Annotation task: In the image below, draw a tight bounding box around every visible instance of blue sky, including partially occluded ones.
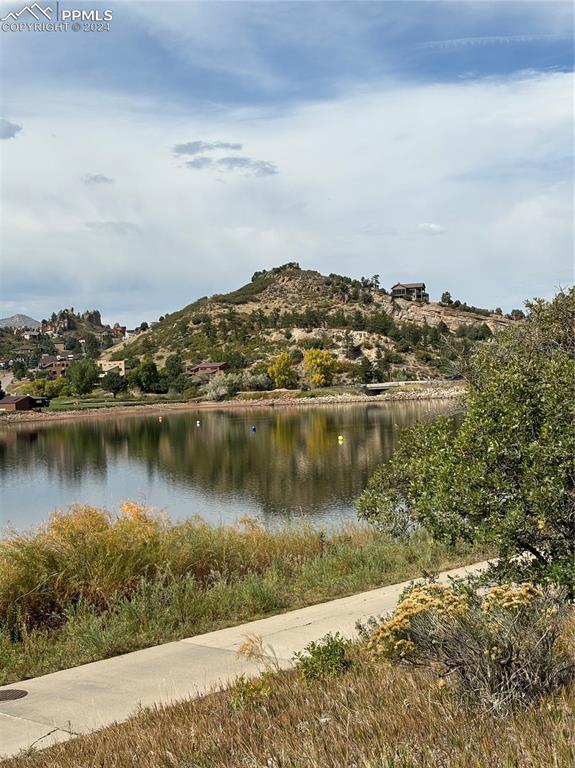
[0,1,573,324]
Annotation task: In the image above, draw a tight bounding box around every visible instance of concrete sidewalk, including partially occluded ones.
[0,560,487,760]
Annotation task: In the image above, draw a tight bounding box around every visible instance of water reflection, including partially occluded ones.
[0,402,457,530]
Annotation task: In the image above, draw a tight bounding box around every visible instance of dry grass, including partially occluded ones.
[4,654,573,768]
[0,505,483,683]
[0,504,332,629]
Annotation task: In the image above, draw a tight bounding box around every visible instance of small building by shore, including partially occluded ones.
[0,395,49,411]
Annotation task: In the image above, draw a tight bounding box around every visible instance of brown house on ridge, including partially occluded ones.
[187,361,228,378]
[391,282,430,302]
[0,395,48,411]
[39,358,72,378]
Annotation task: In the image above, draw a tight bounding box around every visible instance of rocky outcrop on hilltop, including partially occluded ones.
[385,297,510,334]
[110,263,517,381]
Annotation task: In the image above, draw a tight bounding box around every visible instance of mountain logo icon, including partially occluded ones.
[1,4,53,22]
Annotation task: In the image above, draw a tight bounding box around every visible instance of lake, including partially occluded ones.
[0,401,455,532]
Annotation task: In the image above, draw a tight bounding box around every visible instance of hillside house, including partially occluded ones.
[391,282,430,302]
[111,323,126,339]
[38,355,77,378]
[187,361,228,379]
[98,360,130,377]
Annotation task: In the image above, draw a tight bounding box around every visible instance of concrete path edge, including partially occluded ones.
[0,560,488,760]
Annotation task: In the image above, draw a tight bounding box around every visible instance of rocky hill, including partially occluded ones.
[108,264,512,382]
[0,314,40,329]
[41,308,107,338]
[1,308,116,368]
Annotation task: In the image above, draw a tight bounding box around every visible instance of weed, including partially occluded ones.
[228,673,273,709]
[293,632,352,682]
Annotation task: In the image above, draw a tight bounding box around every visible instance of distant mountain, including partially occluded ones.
[0,314,40,329]
[107,263,511,382]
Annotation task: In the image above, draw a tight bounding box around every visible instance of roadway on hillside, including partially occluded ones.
[0,560,487,760]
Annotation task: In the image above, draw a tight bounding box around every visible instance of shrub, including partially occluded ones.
[368,581,574,713]
[298,336,327,350]
[202,371,272,401]
[202,376,230,401]
[294,632,352,682]
[228,674,272,709]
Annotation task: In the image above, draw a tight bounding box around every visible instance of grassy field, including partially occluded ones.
[4,646,573,768]
[45,393,192,411]
[0,505,483,684]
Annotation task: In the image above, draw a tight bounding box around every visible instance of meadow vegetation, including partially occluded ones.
[0,504,481,683]
[4,621,573,768]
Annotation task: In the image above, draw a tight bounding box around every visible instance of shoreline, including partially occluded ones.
[0,384,465,427]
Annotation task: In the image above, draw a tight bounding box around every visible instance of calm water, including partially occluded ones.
[0,402,455,531]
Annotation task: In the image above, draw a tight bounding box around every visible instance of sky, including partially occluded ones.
[0,0,573,326]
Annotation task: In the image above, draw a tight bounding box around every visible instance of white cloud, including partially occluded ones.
[417,223,447,235]
[1,71,572,323]
[421,34,571,51]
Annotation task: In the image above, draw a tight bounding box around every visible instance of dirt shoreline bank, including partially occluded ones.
[0,384,465,427]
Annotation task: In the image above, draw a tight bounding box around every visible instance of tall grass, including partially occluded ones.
[1,503,329,628]
[0,504,483,683]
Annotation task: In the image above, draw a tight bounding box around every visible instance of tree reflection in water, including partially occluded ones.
[0,402,459,530]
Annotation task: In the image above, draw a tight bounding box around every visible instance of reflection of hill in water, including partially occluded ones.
[0,403,458,517]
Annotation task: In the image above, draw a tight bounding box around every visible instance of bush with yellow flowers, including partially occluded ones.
[368,582,468,662]
[367,580,574,712]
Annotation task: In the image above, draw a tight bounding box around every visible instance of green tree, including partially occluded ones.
[359,355,375,384]
[267,352,297,389]
[101,370,128,398]
[129,358,164,393]
[139,359,161,392]
[11,360,27,380]
[64,336,82,353]
[83,333,100,359]
[30,376,69,398]
[357,289,575,587]
[303,348,336,388]
[141,337,153,354]
[66,359,99,396]
[163,354,184,383]
[45,377,69,398]
[441,291,453,305]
